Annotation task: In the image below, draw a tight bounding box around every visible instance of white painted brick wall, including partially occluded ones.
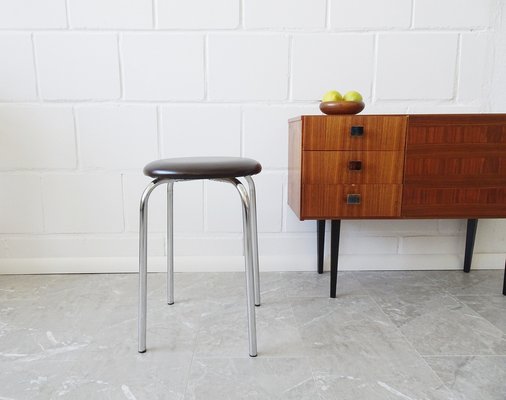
[0,176,44,234]
[252,173,284,233]
[35,33,120,100]
[156,0,239,29]
[330,0,412,30]
[376,33,459,100]
[205,180,242,232]
[491,4,506,112]
[68,0,153,29]
[161,105,241,157]
[458,33,493,102]
[42,174,124,233]
[76,105,158,170]
[474,219,506,253]
[413,0,493,29]
[0,235,165,258]
[121,34,205,101]
[291,34,374,101]
[0,0,505,273]
[0,34,37,101]
[0,0,67,29]
[340,235,399,255]
[208,34,289,101]
[399,236,464,255]
[0,105,76,170]
[244,0,326,29]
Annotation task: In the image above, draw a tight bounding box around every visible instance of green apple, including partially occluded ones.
[343,90,363,102]
[322,90,343,102]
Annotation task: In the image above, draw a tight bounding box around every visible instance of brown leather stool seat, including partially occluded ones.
[144,156,262,180]
[138,156,262,358]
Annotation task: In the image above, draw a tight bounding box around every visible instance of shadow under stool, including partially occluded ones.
[138,157,262,357]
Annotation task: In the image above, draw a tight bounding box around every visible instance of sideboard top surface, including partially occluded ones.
[288,113,506,124]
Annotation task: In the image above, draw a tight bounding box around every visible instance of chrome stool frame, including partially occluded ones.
[138,175,260,357]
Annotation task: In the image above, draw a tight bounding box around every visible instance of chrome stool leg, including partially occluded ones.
[138,179,166,353]
[167,181,174,305]
[140,175,259,356]
[226,178,258,357]
[245,176,260,306]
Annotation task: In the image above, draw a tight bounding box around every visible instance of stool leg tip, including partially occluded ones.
[168,302,174,305]
[138,349,146,354]
[249,353,257,358]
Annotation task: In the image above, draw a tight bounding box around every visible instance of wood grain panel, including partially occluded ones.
[409,114,506,127]
[402,186,506,218]
[288,119,303,219]
[405,153,506,186]
[302,115,407,151]
[408,124,506,146]
[303,151,404,184]
[302,184,401,219]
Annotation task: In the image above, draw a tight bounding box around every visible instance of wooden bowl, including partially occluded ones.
[319,101,365,115]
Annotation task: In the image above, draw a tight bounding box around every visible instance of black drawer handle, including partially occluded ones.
[348,160,362,171]
[346,194,361,205]
[350,126,364,137]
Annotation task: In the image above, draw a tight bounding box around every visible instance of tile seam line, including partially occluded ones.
[422,354,506,357]
[181,310,201,399]
[366,292,455,394]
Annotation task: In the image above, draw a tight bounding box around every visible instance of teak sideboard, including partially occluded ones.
[288,114,506,297]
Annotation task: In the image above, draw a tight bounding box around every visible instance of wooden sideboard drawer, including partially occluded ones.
[402,186,506,218]
[302,151,404,184]
[302,184,401,219]
[408,125,506,146]
[301,115,407,151]
[408,114,506,145]
[405,152,506,186]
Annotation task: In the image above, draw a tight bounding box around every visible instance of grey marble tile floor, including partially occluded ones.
[1,270,505,399]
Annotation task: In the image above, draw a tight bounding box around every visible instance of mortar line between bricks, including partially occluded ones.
[287,35,293,101]
[151,0,157,29]
[39,174,46,234]
[325,0,331,30]
[120,174,127,233]
[30,33,41,100]
[117,33,124,100]
[239,107,245,158]
[156,105,162,159]
[64,0,71,29]
[0,99,477,106]
[239,0,245,29]
[371,33,379,102]
[203,35,209,100]
[71,106,82,171]
[452,33,463,102]
[409,0,415,29]
[4,28,493,34]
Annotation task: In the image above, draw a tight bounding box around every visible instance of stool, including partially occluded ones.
[138,157,262,357]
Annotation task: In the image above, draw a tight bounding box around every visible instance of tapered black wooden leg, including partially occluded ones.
[463,219,478,273]
[317,220,325,274]
[503,259,506,296]
[330,220,341,298]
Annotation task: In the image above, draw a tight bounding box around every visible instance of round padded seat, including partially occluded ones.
[143,157,262,180]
